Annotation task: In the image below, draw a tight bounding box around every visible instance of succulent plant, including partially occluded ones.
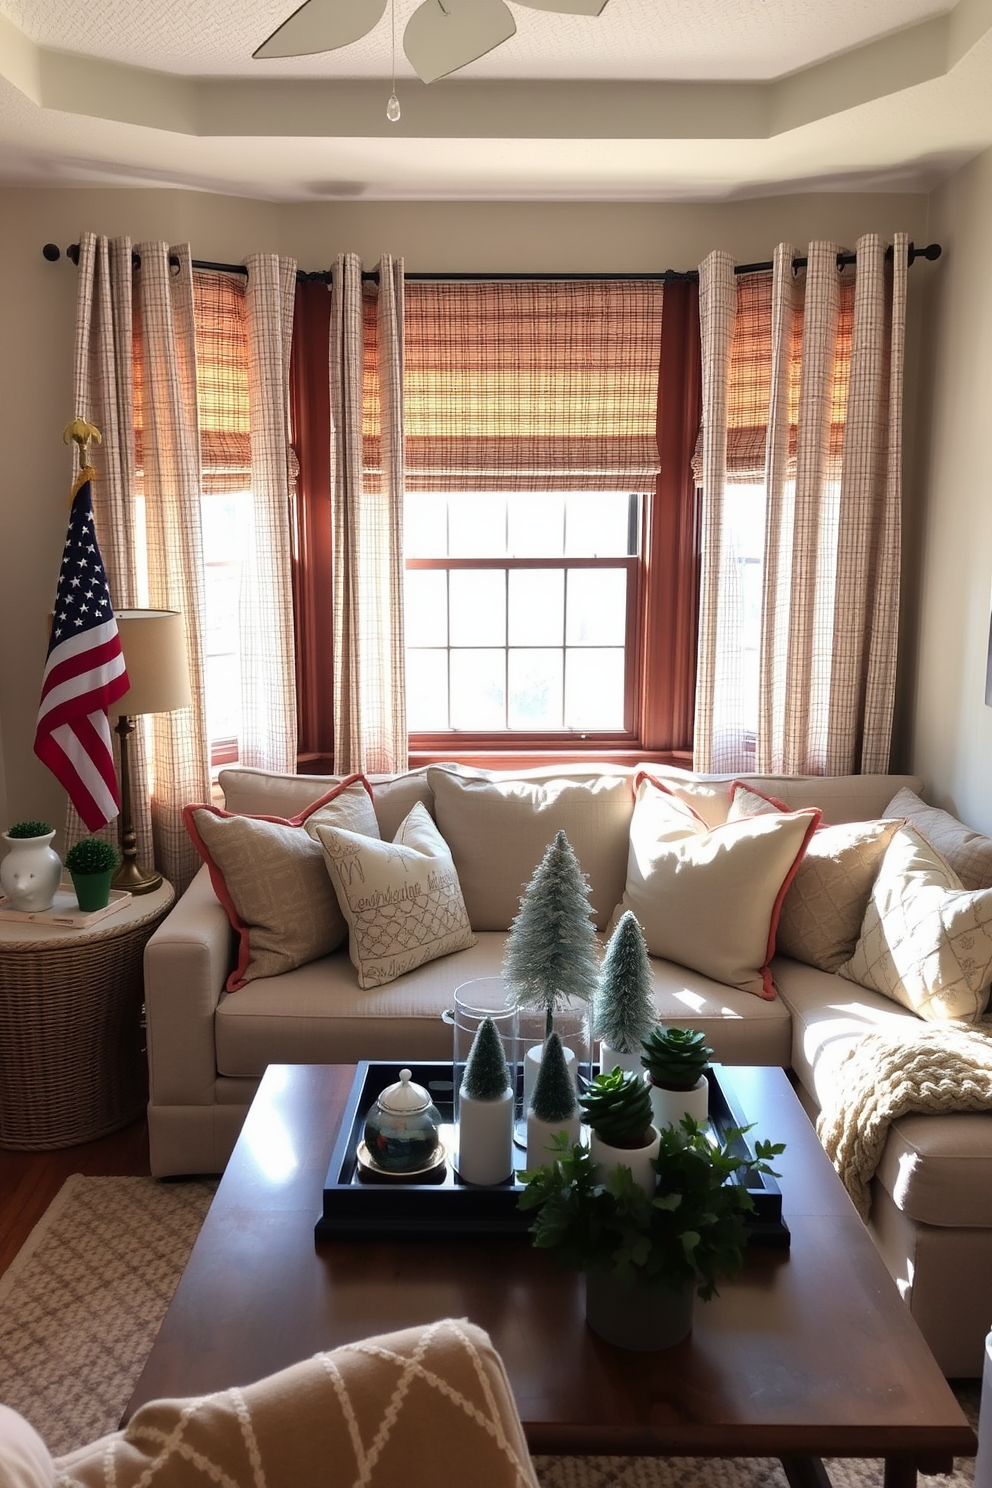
[579,1066,654,1148]
[641,1026,713,1092]
[6,820,53,839]
[461,1016,512,1101]
[65,837,120,874]
[531,1032,577,1125]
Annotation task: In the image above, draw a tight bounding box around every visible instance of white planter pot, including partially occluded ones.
[1,831,62,913]
[598,1042,645,1078]
[646,1073,709,1131]
[526,1110,582,1169]
[455,1087,514,1186]
[588,1125,660,1195]
[585,1269,694,1351]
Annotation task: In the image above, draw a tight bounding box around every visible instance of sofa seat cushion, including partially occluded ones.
[872,1112,992,1228]
[647,956,793,1067]
[428,765,632,931]
[773,955,925,1110]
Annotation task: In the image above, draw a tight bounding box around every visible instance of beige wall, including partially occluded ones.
[908,145,992,833]
[0,186,931,834]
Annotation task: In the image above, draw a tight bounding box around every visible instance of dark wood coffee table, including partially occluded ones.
[126,1063,975,1488]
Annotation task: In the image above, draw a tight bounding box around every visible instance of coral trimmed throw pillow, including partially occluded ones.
[184,776,378,990]
[616,773,819,999]
[314,801,476,988]
[839,823,992,1022]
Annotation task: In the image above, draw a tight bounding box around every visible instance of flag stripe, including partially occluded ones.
[33,478,129,831]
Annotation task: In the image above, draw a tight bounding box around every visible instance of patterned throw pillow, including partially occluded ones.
[728,782,902,972]
[885,787,992,891]
[615,774,819,999]
[314,802,476,988]
[839,824,992,1022]
[184,776,378,990]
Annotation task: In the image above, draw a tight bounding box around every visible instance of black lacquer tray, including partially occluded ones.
[314,1060,790,1247]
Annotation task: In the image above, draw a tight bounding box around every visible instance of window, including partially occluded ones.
[405,491,640,736]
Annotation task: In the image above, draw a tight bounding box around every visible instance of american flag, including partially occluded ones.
[33,475,130,830]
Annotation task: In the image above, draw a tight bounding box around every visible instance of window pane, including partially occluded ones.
[405,569,448,647]
[405,493,449,557]
[407,649,449,730]
[508,569,564,646]
[564,492,635,556]
[565,648,625,729]
[205,652,242,741]
[566,568,627,645]
[508,648,564,729]
[450,650,505,729]
[449,496,506,556]
[450,569,506,645]
[507,494,565,556]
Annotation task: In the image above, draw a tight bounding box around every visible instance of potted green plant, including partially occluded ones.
[518,1119,784,1351]
[579,1065,659,1193]
[1,820,61,912]
[65,837,120,912]
[641,1025,713,1129]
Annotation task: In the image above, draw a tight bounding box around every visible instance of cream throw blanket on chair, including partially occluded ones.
[816,1024,992,1221]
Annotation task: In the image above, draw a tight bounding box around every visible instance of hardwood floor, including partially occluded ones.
[0,1116,151,1279]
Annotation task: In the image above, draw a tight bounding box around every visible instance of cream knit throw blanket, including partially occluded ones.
[816,1023,992,1221]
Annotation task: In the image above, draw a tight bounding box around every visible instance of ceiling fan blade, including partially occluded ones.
[253,0,387,59]
[403,0,516,83]
[512,0,608,13]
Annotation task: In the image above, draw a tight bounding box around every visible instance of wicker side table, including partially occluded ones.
[0,879,174,1149]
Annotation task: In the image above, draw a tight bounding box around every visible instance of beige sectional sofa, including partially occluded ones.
[145,761,992,1376]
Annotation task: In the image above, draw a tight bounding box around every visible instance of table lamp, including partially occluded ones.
[112,609,192,894]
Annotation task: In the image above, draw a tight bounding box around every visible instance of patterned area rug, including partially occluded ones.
[0,1175,981,1484]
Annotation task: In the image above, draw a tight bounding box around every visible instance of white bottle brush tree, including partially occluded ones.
[503,830,599,1040]
[593,910,658,1069]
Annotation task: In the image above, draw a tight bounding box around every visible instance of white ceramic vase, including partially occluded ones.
[1,831,62,913]
[456,1087,514,1185]
[588,1125,661,1195]
[598,1042,645,1078]
[526,1110,582,1169]
[646,1073,709,1131]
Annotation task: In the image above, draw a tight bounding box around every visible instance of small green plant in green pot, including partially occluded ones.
[65,837,120,912]
[641,1025,713,1130]
[579,1065,659,1193]
[518,1118,784,1351]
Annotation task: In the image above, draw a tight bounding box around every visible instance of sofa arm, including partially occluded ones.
[144,863,234,1109]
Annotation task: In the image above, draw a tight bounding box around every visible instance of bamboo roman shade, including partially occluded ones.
[402,279,664,492]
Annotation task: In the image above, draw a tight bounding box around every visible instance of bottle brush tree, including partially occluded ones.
[531,1033,578,1125]
[461,1016,512,1101]
[593,910,657,1055]
[503,830,599,1039]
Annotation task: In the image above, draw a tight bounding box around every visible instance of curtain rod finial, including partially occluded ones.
[42,243,61,262]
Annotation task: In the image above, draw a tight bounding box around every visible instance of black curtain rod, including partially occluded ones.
[44,240,942,281]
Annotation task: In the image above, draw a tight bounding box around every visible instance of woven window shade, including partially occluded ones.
[696,268,855,483]
[402,279,663,492]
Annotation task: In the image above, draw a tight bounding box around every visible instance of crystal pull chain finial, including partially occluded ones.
[386,0,400,121]
[386,91,401,121]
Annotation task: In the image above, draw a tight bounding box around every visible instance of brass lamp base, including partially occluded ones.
[112,856,162,895]
[113,712,163,896]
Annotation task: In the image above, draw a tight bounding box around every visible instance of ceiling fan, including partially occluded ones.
[253,0,610,86]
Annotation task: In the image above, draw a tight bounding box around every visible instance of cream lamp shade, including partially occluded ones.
[113,610,191,718]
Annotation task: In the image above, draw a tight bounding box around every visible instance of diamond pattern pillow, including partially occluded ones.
[616,774,819,999]
[885,787,992,891]
[314,802,476,988]
[728,782,902,972]
[184,776,378,990]
[838,824,992,1022]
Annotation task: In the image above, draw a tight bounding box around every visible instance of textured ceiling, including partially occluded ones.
[0,0,990,200]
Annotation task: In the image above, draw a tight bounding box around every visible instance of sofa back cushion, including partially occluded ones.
[428,766,633,931]
[218,766,434,839]
[642,766,924,829]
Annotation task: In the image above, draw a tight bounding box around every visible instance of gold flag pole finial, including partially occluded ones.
[63,418,102,473]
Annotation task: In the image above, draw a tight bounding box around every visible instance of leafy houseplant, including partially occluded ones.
[65,837,120,912]
[518,1119,785,1349]
[6,820,54,839]
[592,911,658,1074]
[641,1025,713,1128]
